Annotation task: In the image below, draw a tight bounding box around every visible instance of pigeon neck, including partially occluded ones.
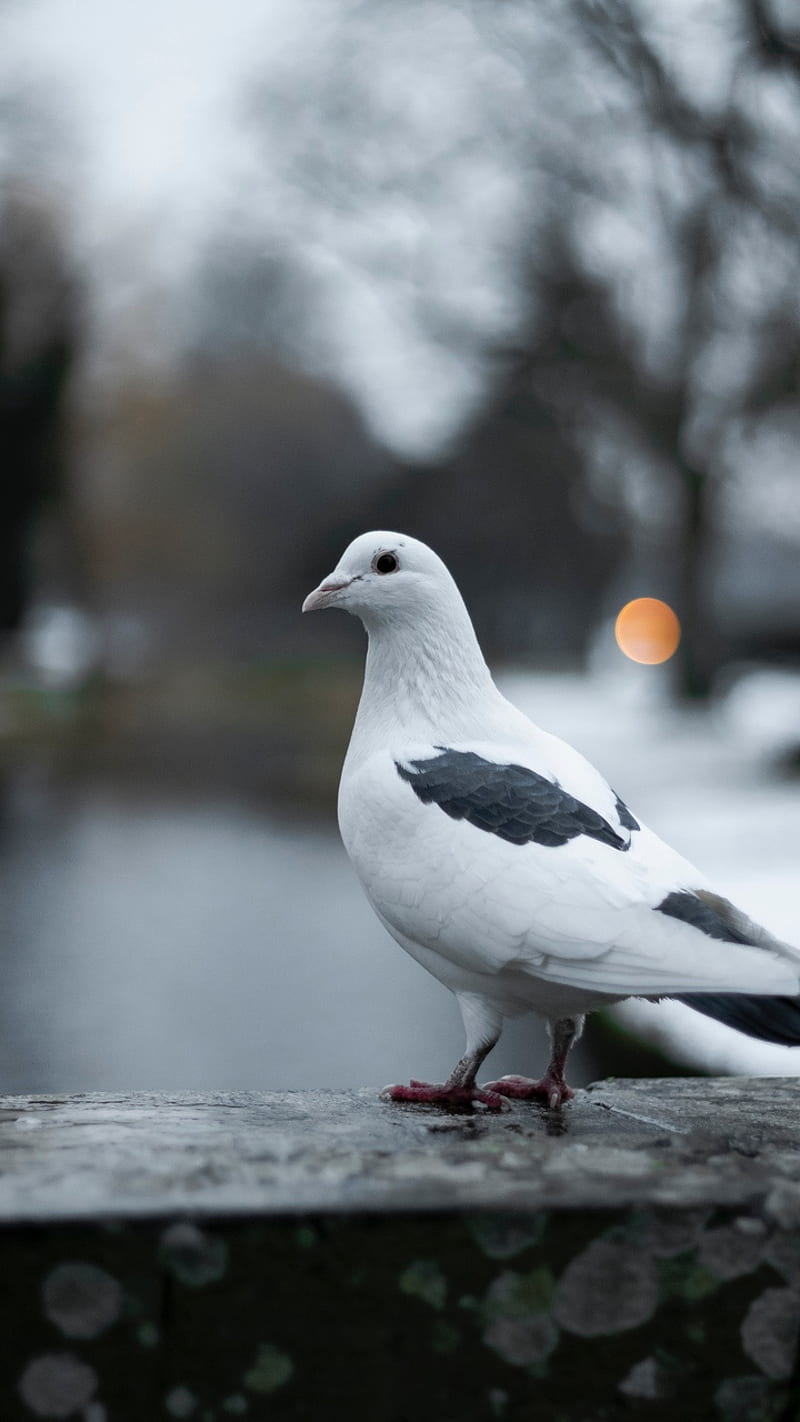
[354,599,499,745]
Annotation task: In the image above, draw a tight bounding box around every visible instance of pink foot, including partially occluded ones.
[380,1080,509,1113]
[483,1073,575,1110]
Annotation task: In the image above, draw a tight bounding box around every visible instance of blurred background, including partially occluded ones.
[1,0,799,1095]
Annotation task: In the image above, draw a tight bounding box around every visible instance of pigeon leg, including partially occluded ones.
[381,1038,508,1112]
[484,1015,583,1109]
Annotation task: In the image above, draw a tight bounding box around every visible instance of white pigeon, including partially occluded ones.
[303,530,800,1110]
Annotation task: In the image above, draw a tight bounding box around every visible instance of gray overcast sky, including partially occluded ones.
[2,0,288,208]
[0,0,509,455]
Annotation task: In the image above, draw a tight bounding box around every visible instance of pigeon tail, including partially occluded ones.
[677,993,800,1047]
[668,888,800,1045]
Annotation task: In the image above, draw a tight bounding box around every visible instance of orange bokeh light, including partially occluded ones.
[614,598,681,665]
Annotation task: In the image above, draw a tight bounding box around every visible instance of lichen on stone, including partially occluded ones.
[488,1387,509,1416]
[398,1259,447,1310]
[18,1352,98,1419]
[618,1356,662,1400]
[637,1207,711,1259]
[159,1223,228,1288]
[740,1286,800,1381]
[243,1343,294,1395]
[764,1230,800,1289]
[714,1374,789,1422]
[222,1396,248,1415]
[481,1269,558,1368]
[764,1182,800,1231]
[165,1385,197,1418]
[41,1262,123,1340]
[659,1253,719,1304]
[431,1319,461,1354]
[554,1236,659,1337]
[698,1222,765,1282]
[467,1213,545,1260]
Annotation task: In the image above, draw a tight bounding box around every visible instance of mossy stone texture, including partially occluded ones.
[1,1081,799,1419]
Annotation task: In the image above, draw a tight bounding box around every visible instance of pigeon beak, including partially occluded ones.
[302,575,353,613]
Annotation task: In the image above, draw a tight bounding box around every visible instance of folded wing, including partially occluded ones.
[343,742,800,1003]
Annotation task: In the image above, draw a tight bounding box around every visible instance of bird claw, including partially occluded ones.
[380,1081,509,1113]
[482,1074,575,1110]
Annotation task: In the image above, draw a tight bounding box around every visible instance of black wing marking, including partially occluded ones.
[656,890,753,944]
[395,748,636,851]
[614,794,640,832]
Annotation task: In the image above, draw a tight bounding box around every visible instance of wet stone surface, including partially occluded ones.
[0,1080,799,1419]
[0,1077,799,1219]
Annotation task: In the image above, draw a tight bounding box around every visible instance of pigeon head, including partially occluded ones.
[303,530,498,732]
[302,531,463,629]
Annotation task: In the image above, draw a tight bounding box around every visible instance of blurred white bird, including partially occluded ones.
[303,531,800,1110]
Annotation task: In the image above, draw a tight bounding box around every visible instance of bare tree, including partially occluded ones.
[242,0,800,694]
[0,187,80,634]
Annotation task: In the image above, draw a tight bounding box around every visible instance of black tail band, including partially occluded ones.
[676,993,800,1047]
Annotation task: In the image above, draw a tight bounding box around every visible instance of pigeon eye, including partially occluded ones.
[374,552,399,575]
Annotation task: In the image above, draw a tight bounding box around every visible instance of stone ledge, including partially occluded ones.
[1,1077,799,1222]
[2,1080,800,1420]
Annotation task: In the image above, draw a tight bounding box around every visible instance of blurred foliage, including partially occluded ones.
[75,354,396,662]
[0,659,361,811]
